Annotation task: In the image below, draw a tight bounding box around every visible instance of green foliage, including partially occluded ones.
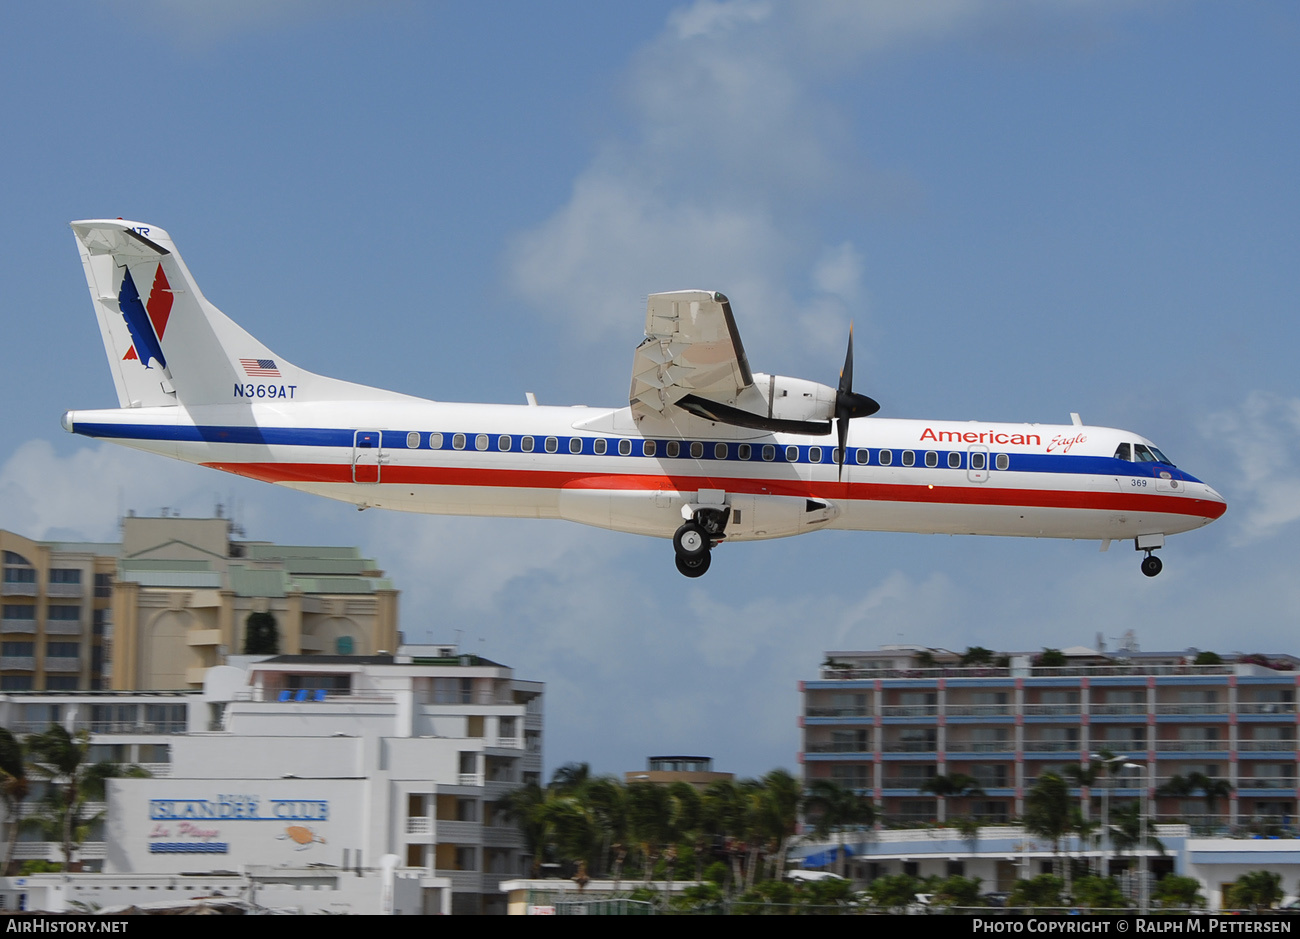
[914,650,938,668]
[867,873,921,912]
[19,859,62,874]
[1226,870,1282,911]
[1152,875,1205,909]
[1071,875,1128,909]
[1009,874,1064,908]
[960,646,995,666]
[932,874,984,908]
[703,860,729,886]
[25,726,124,867]
[1193,650,1223,665]
[242,611,279,654]
[1035,648,1067,667]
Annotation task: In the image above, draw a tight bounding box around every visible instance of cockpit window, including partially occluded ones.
[1114,443,1131,461]
[1149,445,1174,465]
[1133,443,1174,465]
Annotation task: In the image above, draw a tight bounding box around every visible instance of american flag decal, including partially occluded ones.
[240,358,281,378]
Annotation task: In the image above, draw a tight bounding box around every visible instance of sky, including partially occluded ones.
[2,1,1298,779]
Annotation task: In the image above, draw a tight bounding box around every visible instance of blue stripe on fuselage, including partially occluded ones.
[69,422,1201,484]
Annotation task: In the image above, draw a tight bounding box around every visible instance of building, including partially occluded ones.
[801,644,1298,828]
[1,515,400,692]
[623,755,733,788]
[0,646,543,915]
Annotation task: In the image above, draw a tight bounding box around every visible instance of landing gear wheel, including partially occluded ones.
[1141,554,1163,577]
[676,551,711,578]
[673,522,708,559]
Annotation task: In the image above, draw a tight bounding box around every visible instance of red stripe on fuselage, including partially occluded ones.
[201,461,1228,521]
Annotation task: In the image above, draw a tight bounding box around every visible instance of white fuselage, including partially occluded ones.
[64,398,1227,546]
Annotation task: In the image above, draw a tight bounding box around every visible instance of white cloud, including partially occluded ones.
[1201,391,1300,544]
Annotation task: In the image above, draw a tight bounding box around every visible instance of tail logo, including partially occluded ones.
[118,264,174,369]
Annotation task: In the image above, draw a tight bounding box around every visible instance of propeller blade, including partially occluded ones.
[834,323,880,481]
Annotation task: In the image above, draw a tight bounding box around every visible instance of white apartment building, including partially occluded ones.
[1,645,543,915]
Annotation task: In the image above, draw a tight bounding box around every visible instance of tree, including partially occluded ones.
[1152,874,1205,909]
[867,873,921,912]
[1225,870,1282,912]
[0,729,29,875]
[500,780,549,876]
[1036,648,1067,668]
[1009,874,1064,910]
[242,611,279,654]
[1193,651,1223,665]
[920,773,984,824]
[1072,875,1128,909]
[960,647,996,667]
[24,726,125,868]
[1024,773,1074,892]
[1156,772,1232,825]
[932,874,984,909]
[802,779,876,876]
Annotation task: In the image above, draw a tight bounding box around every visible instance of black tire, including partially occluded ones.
[673,522,708,559]
[675,551,711,578]
[1141,555,1163,577]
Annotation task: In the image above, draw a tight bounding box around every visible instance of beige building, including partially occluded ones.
[1,516,399,692]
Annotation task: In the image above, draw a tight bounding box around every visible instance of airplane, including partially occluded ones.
[63,219,1226,578]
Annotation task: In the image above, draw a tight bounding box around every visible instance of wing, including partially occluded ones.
[629,290,756,421]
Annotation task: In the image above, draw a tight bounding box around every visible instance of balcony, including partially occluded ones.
[44,620,82,636]
[1154,703,1227,716]
[46,584,83,598]
[945,704,1014,717]
[805,706,872,719]
[1238,702,1296,715]
[1237,740,1296,752]
[1023,741,1080,753]
[882,741,937,753]
[806,741,872,754]
[1238,778,1297,790]
[1090,704,1146,716]
[45,657,81,673]
[407,817,432,835]
[0,656,34,671]
[1154,740,1228,752]
[1,619,36,634]
[1,584,37,597]
[880,705,938,718]
[948,741,1013,753]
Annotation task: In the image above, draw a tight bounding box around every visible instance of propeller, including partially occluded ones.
[835,325,880,481]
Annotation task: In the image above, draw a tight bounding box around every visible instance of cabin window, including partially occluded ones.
[995,453,1008,471]
[475,434,488,451]
[498,435,511,451]
[786,446,799,462]
[593,438,607,455]
[569,437,582,454]
[879,449,892,466]
[809,446,823,463]
[452,433,466,450]
[738,444,752,461]
[521,436,534,453]
[643,440,657,457]
[618,439,631,456]
[762,445,775,461]
[714,443,727,460]
[925,451,938,468]
[430,432,443,449]
[969,451,986,470]
[406,432,419,449]
[948,452,961,469]
[666,441,680,458]
[544,437,558,453]
[1114,443,1132,461]
[690,442,704,459]
[902,450,915,467]
[855,448,869,465]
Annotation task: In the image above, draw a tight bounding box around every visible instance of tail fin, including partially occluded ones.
[71,219,417,408]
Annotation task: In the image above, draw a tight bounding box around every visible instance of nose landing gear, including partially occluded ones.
[1135,533,1165,577]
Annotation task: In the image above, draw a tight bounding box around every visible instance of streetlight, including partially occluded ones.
[1093,753,1131,879]
[1114,760,1148,914]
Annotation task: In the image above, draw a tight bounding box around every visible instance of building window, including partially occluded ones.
[47,606,80,621]
[46,642,79,657]
[335,636,354,655]
[44,676,79,691]
[3,567,35,584]
[2,642,33,657]
[3,605,35,620]
[94,573,113,597]
[48,569,81,584]
[0,677,32,691]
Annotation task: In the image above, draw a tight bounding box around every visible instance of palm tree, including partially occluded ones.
[802,779,876,876]
[500,780,549,876]
[1156,772,1232,828]
[1024,773,1074,895]
[24,726,123,869]
[0,729,29,875]
[920,772,985,822]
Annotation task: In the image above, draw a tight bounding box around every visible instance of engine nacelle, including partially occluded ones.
[749,373,837,424]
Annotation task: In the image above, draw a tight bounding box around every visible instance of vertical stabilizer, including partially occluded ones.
[71,219,417,408]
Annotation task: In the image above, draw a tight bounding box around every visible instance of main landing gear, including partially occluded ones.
[1136,533,1164,577]
[673,508,728,578]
